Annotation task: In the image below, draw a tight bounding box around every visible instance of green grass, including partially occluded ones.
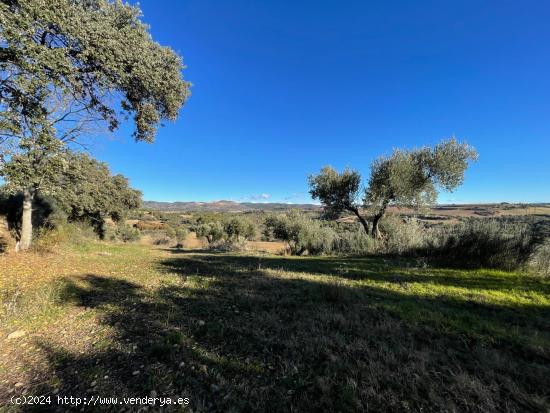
[1,243,549,412]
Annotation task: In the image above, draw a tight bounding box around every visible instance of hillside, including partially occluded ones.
[143,200,550,217]
[143,200,321,212]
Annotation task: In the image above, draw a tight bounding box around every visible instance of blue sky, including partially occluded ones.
[91,0,550,203]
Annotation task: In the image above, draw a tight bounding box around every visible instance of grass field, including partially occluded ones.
[1,242,549,412]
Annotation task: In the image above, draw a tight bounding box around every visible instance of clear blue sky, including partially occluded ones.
[91,0,550,204]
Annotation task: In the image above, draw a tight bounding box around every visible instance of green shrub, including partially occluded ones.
[530,241,550,278]
[224,217,256,242]
[175,226,188,243]
[165,226,176,239]
[112,224,141,243]
[264,210,337,255]
[32,221,98,253]
[422,218,537,270]
[332,226,377,255]
[195,221,225,247]
[380,214,426,255]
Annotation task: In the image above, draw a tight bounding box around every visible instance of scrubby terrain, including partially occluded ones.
[1,241,549,412]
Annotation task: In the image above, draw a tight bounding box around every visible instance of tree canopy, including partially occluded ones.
[0,0,189,249]
[0,0,189,145]
[309,138,478,238]
[365,138,479,212]
[308,166,370,234]
[52,152,141,225]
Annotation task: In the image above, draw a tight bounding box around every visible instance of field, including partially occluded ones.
[1,241,549,412]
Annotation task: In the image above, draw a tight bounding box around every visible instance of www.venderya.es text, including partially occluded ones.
[10,394,190,408]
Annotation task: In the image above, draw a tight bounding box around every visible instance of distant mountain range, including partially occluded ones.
[142,200,321,212]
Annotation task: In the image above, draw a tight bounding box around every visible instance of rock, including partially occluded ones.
[149,390,157,398]
[91,381,97,387]
[132,370,140,376]
[7,330,26,340]
[14,382,24,387]
[198,320,205,326]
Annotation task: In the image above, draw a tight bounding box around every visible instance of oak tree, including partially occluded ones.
[0,0,189,249]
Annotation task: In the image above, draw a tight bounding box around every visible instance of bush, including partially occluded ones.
[31,221,98,253]
[332,226,377,255]
[32,226,69,254]
[111,224,141,243]
[224,217,256,242]
[174,226,188,248]
[421,218,537,270]
[152,236,171,245]
[530,241,550,278]
[379,214,426,255]
[195,221,225,247]
[264,210,337,255]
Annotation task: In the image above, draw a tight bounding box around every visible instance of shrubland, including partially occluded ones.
[262,210,549,275]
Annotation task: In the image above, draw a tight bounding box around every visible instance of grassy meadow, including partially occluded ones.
[1,239,549,412]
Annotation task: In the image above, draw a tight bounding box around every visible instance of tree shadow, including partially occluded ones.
[5,254,550,412]
[163,250,550,295]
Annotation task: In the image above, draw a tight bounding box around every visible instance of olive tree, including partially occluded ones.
[0,0,189,250]
[365,138,478,238]
[195,221,224,247]
[309,138,477,238]
[308,166,370,234]
[224,217,256,242]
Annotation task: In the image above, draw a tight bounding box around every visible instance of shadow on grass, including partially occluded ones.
[7,252,550,412]
[164,249,550,295]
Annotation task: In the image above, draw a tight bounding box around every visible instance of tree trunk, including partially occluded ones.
[350,207,370,236]
[18,189,34,251]
[371,202,389,239]
[371,213,383,239]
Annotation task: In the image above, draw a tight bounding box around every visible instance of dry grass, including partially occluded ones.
[245,240,286,254]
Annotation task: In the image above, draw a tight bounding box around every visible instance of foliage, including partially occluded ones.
[111,223,141,243]
[365,138,478,211]
[308,166,370,236]
[264,210,337,255]
[2,151,144,239]
[309,139,477,238]
[422,218,538,270]
[224,217,256,241]
[195,221,225,246]
[530,241,550,278]
[54,152,141,225]
[0,0,189,146]
[379,214,426,255]
[331,225,376,255]
[0,0,188,248]
[174,225,188,248]
[175,226,188,243]
[308,166,362,219]
[24,219,97,253]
